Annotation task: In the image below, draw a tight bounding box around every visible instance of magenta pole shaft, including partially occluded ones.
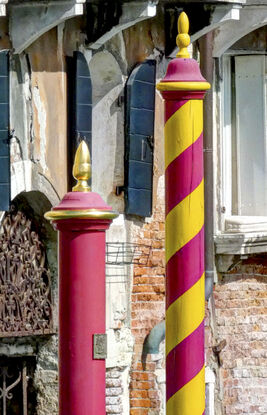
[56,219,109,414]
[46,188,117,415]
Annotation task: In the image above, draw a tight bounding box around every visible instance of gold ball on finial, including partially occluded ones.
[72,140,91,192]
[176,12,190,59]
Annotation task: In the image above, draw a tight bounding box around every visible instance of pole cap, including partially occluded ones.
[157,12,210,93]
[44,141,118,222]
[176,12,190,59]
[72,140,91,192]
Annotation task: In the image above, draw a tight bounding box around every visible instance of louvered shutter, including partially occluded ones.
[0,51,9,211]
[125,60,156,217]
[67,51,92,187]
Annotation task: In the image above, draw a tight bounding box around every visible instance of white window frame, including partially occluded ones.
[215,52,267,255]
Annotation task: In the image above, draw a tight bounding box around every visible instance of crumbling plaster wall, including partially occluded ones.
[10,26,67,202]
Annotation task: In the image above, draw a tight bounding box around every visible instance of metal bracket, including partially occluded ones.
[115,186,125,196]
[93,334,107,360]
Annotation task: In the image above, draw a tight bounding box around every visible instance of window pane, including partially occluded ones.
[235,55,266,215]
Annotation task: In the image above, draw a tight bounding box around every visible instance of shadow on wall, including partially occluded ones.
[89,50,123,106]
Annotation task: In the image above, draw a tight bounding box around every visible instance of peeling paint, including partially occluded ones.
[57,23,65,101]
[32,84,47,172]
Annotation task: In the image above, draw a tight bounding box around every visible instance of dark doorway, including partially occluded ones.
[0,357,37,415]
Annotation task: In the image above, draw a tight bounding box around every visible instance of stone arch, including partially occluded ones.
[11,160,60,208]
[213,9,267,57]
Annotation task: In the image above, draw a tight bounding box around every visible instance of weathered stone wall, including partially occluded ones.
[34,336,58,415]
[214,259,267,415]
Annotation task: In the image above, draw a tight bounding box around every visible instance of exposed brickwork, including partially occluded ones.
[130,204,165,414]
[214,259,267,415]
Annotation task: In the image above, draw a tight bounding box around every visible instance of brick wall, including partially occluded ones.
[130,203,166,415]
[214,258,267,415]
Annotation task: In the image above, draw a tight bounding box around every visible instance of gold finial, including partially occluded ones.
[72,140,91,192]
[176,12,190,59]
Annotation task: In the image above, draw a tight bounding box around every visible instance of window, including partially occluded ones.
[220,54,267,234]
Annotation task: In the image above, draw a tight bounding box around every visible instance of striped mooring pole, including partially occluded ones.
[157,12,210,415]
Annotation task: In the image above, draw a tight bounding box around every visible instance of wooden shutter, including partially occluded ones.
[67,51,92,187]
[0,51,9,211]
[125,60,156,217]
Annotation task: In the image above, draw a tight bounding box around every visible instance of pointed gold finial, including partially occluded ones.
[72,140,91,192]
[176,12,190,59]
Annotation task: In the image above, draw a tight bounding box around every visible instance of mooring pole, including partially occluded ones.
[157,12,210,415]
[45,141,117,415]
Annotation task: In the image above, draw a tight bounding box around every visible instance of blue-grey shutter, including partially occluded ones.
[0,51,9,211]
[67,51,92,187]
[125,60,156,217]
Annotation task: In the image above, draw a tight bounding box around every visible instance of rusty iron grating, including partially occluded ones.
[0,357,37,415]
[106,242,151,266]
[0,206,54,338]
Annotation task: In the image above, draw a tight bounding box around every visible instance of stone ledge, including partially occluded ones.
[225,216,267,233]
[215,232,267,256]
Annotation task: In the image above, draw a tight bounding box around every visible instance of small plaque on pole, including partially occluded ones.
[93,334,107,360]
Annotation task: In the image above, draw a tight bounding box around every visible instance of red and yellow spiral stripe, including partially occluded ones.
[156,12,210,414]
[164,98,205,415]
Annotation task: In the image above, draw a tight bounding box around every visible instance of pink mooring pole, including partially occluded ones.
[45,141,117,415]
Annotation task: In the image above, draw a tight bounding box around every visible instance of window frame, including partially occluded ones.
[215,52,267,255]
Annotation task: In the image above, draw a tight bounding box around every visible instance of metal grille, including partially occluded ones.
[0,357,36,415]
[0,206,53,337]
[106,242,151,266]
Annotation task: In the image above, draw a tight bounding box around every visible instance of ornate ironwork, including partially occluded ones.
[0,206,53,337]
[0,358,35,415]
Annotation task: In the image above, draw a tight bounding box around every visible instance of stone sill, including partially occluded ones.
[216,216,267,255]
[215,232,267,255]
[225,216,267,233]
